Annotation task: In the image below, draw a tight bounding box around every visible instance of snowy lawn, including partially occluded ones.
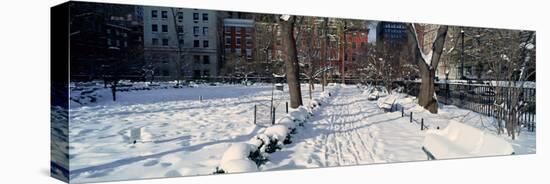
[68,83,332,183]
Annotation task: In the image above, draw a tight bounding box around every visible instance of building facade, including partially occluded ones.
[69,2,144,81]
[142,7,218,80]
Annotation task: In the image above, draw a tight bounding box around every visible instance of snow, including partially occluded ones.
[266,124,291,140]
[411,24,433,66]
[218,143,258,173]
[288,106,310,122]
[219,159,259,173]
[260,85,534,171]
[525,43,535,50]
[423,120,514,159]
[280,14,290,21]
[65,82,534,182]
[377,95,398,110]
[67,83,336,183]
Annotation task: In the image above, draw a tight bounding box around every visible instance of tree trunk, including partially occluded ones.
[309,79,313,100]
[322,18,329,92]
[281,16,303,108]
[418,67,437,113]
[111,80,118,101]
[406,24,448,114]
[341,21,347,84]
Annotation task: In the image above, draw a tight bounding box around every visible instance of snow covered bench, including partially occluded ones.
[377,95,398,112]
[422,121,514,160]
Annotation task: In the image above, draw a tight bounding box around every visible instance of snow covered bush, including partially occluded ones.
[288,106,311,122]
[216,143,260,174]
[216,88,336,172]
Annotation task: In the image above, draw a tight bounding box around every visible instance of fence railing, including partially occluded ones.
[403,81,536,132]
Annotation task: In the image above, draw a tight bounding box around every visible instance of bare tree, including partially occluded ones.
[469,28,536,139]
[405,24,449,113]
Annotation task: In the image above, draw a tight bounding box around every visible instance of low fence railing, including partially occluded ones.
[403,81,536,132]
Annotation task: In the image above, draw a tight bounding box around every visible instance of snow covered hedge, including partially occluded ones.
[216,88,336,173]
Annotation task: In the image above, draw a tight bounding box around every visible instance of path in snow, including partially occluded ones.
[262,86,427,170]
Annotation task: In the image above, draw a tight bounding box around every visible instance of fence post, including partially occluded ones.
[254,105,257,125]
[286,102,289,114]
[421,118,424,131]
[199,95,203,102]
[410,112,413,123]
[272,107,276,125]
[401,107,404,117]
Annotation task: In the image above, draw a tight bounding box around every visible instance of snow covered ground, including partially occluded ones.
[66,83,535,183]
[261,85,535,171]
[68,83,331,183]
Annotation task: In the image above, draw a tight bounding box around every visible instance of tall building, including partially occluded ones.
[223,19,255,61]
[340,28,369,78]
[69,2,144,81]
[142,7,218,80]
[376,22,408,46]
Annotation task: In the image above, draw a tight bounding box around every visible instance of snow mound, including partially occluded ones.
[218,143,260,173]
[309,100,320,109]
[264,125,290,141]
[289,106,310,122]
[219,159,258,173]
[377,94,398,110]
[220,143,256,163]
[277,116,296,129]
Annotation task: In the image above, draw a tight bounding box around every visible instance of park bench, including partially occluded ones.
[422,121,514,160]
[377,95,398,112]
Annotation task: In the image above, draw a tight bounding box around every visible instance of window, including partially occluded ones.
[106,29,111,34]
[203,40,209,48]
[124,41,128,47]
[122,33,127,37]
[203,27,208,35]
[162,25,168,32]
[162,38,169,46]
[151,10,158,18]
[203,70,210,76]
[236,38,241,45]
[225,37,231,44]
[116,40,120,46]
[194,40,200,47]
[193,13,199,20]
[361,42,366,48]
[193,55,201,64]
[107,38,112,45]
[177,26,183,33]
[162,70,169,76]
[178,39,184,45]
[203,55,210,64]
[177,12,183,20]
[152,38,158,45]
[202,13,208,21]
[193,70,201,78]
[193,26,199,35]
[152,24,158,32]
[161,11,167,19]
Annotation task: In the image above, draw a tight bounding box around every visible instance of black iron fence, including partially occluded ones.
[404,81,536,132]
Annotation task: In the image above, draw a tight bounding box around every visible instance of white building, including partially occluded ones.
[143,7,219,79]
